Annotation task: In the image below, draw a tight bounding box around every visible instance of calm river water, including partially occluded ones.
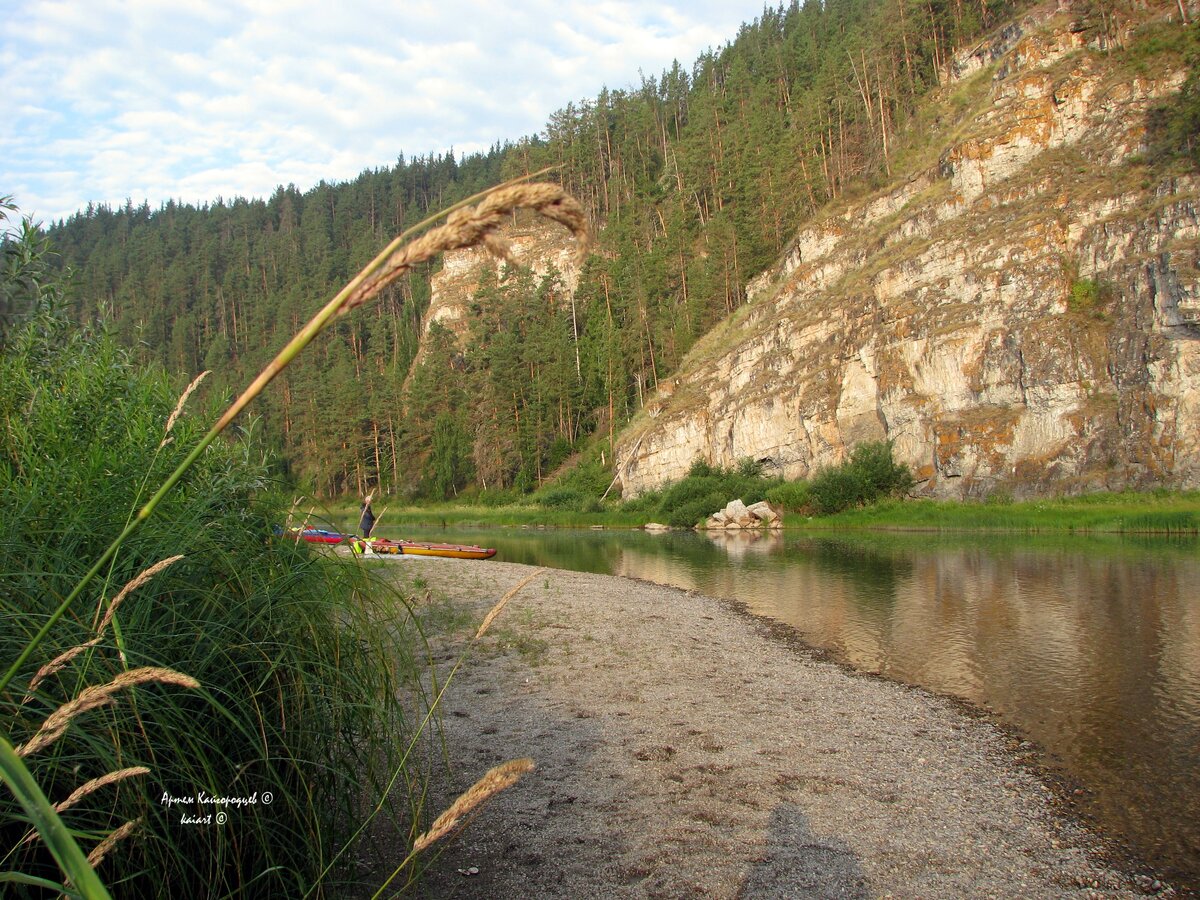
[378,525,1200,889]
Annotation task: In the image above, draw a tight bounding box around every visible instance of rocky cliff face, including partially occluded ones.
[409,215,581,376]
[616,4,1200,499]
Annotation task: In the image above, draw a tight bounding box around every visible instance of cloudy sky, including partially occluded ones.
[1,0,769,225]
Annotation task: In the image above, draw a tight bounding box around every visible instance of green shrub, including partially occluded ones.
[735,457,765,478]
[1,318,418,896]
[652,458,779,526]
[618,488,663,515]
[766,479,812,512]
[809,441,914,515]
[847,440,915,498]
[536,487,586,509]
[666,491,732,528]
[544,456,613,499]
[474,487,523,507]
[809,466,870,515]
[1068,278,1111,318]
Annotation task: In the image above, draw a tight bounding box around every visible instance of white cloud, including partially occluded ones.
[0,0,767,223]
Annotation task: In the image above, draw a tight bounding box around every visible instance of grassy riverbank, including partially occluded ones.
[1,311,429,896]
[801,490,1200,533]
[325,444,1198,536]
[323,489,1200,535]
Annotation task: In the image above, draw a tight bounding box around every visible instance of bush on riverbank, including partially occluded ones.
[622,445,914,526]
[807,441,915,515]
[629,459,779,528]
[1,311,420,895]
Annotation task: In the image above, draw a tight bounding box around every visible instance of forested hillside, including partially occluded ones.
[48,0,1053,497]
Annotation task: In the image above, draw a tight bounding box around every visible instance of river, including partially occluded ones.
[376,524,1200,890]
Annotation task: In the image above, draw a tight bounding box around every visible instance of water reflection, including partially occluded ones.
[379,525,1200,888]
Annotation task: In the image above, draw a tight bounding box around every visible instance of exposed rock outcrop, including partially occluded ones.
[705,499,783,530]
[616,5,1200,499]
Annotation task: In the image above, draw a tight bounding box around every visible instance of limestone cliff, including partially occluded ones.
[615,4,1200,499]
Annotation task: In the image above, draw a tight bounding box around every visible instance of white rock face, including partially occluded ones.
[616,10,1200,499]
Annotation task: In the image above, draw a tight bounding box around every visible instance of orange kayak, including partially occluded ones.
[365,538,496,560]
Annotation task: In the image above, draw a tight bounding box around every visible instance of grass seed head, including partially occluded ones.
[18,667,200,757]
[412,757,534,854]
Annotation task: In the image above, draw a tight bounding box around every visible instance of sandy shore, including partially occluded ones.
[372,558,1160,899]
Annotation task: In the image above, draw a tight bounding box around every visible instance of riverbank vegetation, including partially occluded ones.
[3,188,584,895]
[342,488,1200,535]
[0,267,424,894]
[330,439,1198,535]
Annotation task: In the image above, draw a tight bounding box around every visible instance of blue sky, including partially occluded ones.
[1,0,768,225]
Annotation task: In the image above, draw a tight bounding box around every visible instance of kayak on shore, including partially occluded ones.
[356,537,497,560]
[278,527,496,560]
[282,526,349,544]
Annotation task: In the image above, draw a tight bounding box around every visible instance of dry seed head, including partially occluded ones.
[94,554,185,633]
[86,817,142,869]
[412,757,534,854]
[161,370,209,446]
[55,767,151,816]
[25,637,102,698]
[475,568,546,640]
[339,182,589,316]
[17,667,200,757]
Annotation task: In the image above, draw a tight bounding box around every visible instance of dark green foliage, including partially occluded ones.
[849,440,916,498]
[617,488,664,516]
[653,459,777,527]
[535,487,589,509]
[556,457,617,498]
[0,311,416,895]
[472,487,524,507]
[809,466,873,515]
[426,411,474,499]
[48,150,508,499]
[809,441,914,514]
[765,479,813,512]
[735,457,765,479]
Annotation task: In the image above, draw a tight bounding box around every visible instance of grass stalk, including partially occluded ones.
[303,568,549,897]
[0,737,112,900]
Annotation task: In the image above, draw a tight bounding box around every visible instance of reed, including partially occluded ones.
[17,668,201,758]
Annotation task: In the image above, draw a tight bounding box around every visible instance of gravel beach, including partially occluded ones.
[373,558,1160,899]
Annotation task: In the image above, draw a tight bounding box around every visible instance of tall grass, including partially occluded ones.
[1,319,418,895]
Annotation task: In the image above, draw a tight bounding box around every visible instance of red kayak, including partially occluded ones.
[287,527,348,545]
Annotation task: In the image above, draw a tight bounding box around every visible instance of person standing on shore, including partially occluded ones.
[359,492,376,538]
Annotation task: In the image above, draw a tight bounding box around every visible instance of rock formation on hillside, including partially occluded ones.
[408,215,582,376]
[615,3,1200,499]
